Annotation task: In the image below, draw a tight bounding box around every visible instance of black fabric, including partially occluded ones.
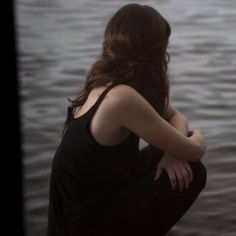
[95,146,207,236]
[47,82,207,236]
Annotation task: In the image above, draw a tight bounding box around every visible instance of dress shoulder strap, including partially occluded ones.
[92,81,119,110]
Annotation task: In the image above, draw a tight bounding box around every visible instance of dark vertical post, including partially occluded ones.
[6,0,24,235]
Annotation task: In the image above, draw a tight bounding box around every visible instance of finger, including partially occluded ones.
[165,168,177,191]
[154,166,163,181]
[172,165,185,192]
[179,164,191,191]
[184,162,193,182]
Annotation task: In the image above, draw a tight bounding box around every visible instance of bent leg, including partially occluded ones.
[123,145,165,186]
[97,145,207,236]
[147,160,207,235]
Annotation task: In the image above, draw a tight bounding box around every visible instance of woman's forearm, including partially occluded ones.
[163,112,192,160]
[149,111,190,159]
[168,112,189,137]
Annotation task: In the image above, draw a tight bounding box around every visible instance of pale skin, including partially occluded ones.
[74,84,206,192]
[154,108,194,192]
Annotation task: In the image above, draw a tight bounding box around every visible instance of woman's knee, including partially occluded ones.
[189,160,207,192]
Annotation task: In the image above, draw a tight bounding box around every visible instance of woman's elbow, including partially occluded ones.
[192,142,207,161]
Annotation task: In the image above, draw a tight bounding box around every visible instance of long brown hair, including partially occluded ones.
[63,3,171,134]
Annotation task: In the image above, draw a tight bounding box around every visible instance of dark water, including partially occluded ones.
[16,0,236,235]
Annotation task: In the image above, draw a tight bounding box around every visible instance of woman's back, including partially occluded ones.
[72,82,134,146]
[47,82,140,236]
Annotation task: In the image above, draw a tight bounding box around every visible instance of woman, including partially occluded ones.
[47,3,207,236]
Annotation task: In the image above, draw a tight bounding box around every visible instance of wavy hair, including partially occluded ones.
[63,3,171,134]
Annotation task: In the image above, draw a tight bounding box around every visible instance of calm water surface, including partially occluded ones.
[16,0,236,235]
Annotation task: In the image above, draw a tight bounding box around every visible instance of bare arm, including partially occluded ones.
[162,103,189,136]
[111,85,205,161]
[162,102,206,159]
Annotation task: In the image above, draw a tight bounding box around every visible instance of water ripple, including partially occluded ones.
[16,0,236,235]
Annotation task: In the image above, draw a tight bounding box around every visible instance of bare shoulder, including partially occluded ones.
[105,83,158,128]
[109,84,139,97]
[90,83,144,123]
[110,85,178,123]
[108,84,150,108]
[110,85,177,119]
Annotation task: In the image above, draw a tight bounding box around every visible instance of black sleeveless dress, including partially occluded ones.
[47,82,140,236]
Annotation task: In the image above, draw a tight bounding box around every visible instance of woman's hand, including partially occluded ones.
[153,153,193,192]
